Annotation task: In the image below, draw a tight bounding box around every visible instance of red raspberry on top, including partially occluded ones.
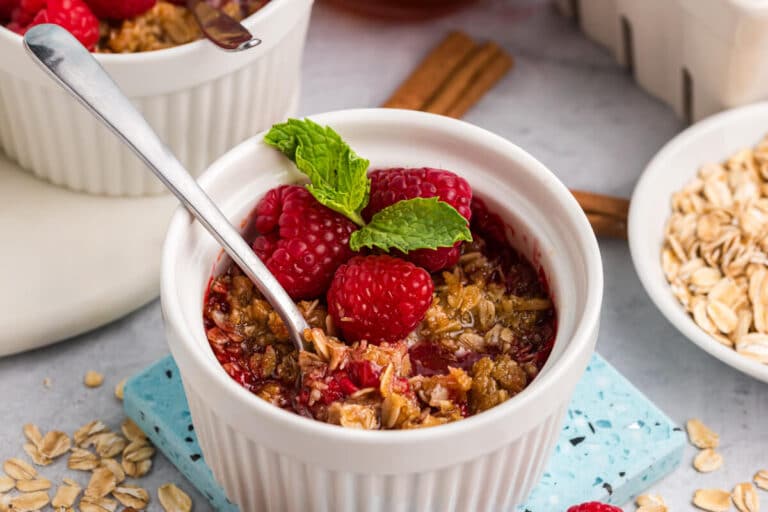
[363,167,472,272]
[13,0,99,50]
[84,0,155,20]
[7,0,44,27]
[327,255,434,344]
[567,502,622,512]
[251,185,357,301]
[1,0,19,22]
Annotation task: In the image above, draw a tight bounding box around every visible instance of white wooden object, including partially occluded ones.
[557,0,768,123]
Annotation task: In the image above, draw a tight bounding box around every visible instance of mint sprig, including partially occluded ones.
[265,119,472,254]
[265,118,369,226]
[349,197,472,252]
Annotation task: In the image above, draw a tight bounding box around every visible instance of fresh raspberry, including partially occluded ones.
[21,0,44,12]
[9,0,45,27]
[84,0,155,20]
[0,0,19,21]
[251,185,357,300]
[20,0,99,50]
[566,502,622,512]
[327,255,434,344]
[363,167,472,272]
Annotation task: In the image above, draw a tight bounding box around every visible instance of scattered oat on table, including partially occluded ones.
[99,459,125,484]
[121,419,147,443]
[92,431,127,459]
[636,493,668,511]
[84,371,105,388]
[68,448,100,471]
[52,479,81,508]
[113,485,150,509]
[662,140,768,365]
[79,495,117,512]
[687,418,720,449]
[84,467,117,500]
[74,420,109,448]
[157,483,192,512]
[114,378,127,401]
[755,469,768,490]
[22,443,51,467]
[694,448,724,473]
[693,488,732,511]
[0,475,14,493]
[42,377,52,389]
[39,430,71,459]
[4,458,37,480]
[123,440,155,463]
[22,424,42,448]
[732,482,760,512]
[9,490,50,511]
[15,478,51,493]
[121,458,152,479]
[1,414,158,512]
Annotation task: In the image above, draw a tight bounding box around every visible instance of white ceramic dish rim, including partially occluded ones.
[162,108,604,445]
[0,0,276,63]
[0,0,310,96]
[629,102,768,383]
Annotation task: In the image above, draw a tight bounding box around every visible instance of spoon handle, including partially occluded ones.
[24,24,308,351]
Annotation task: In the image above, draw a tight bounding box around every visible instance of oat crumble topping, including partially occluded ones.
[203,198,557,430]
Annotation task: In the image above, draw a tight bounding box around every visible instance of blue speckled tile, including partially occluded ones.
[123,359,238,512]
[520,356,685,511]
[124,354,684,512]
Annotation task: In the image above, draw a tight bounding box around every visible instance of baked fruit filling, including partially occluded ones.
[202,119,556,430]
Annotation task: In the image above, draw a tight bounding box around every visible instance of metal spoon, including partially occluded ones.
[187,0,261,51]
[23,24,307,351]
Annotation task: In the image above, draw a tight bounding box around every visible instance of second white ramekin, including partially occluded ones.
[0,0,312,196]
[161,109,603,511]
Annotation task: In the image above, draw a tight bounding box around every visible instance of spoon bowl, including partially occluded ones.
[187,0,262,51]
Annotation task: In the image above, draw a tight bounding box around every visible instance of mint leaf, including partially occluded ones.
[350,197,472,252]
[264,119,370,226]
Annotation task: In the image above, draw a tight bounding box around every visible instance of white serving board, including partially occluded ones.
[0,156,176,356]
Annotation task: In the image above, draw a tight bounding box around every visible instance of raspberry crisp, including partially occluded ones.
[203,192,557,430]
[203,119,557,430]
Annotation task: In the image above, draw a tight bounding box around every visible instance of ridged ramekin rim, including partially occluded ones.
[0,0,280,63]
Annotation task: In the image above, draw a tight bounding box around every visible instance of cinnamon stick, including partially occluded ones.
[444,50,514,119]
[423,42,503,115]
[382,31,476,110]
[571,190,629,222]
[586,213,627,240]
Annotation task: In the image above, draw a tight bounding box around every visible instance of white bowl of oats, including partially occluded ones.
[629,102,768,383]
[161,109,603,511]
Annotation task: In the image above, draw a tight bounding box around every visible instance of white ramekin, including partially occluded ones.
[0,0,311,196]
[161,109,603,511]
